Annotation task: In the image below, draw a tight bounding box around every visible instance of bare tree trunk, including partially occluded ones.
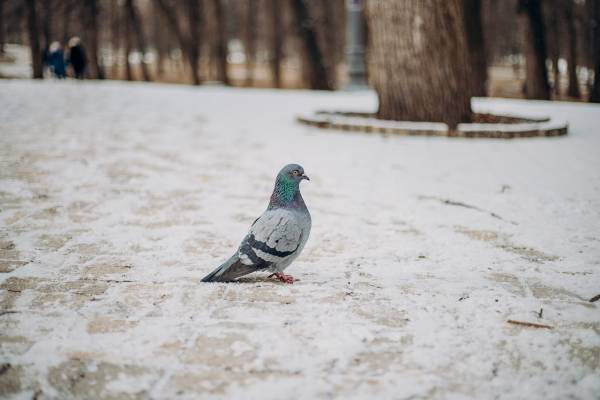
[152,1,166,78]
[109,0,119,79]
[548,0,561,95]
[463,0,488,97]
[518,0,550,100]
[124,22,133,81]
[84,0,104,79]
[365,0,472,127]
[590,0,600,102]
[321,0,339,89]
[25,0,43,79]
[155,0,202,85]
[41,0,52,51]
[244,0,256,86]
[289,0,331,90]
[125,0,151,81]
[211,0,229,85]
[564,0,580,98]
[61,0,73,46]
[270,0,282,88]
[0,0,5,54]
[187,0,202,85]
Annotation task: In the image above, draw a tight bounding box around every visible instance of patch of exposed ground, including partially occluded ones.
[455,226,559,263]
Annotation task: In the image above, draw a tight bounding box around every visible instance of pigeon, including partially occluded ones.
[201,164,311,283]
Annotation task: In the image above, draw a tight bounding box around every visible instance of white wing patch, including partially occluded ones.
[239,253,253,265]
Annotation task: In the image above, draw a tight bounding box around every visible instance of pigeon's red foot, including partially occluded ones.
[268,272,295,284]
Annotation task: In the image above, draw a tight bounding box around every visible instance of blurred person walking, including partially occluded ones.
[68,37,87,79]
[48,42,66,79]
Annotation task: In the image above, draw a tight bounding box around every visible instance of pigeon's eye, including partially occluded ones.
[292,170,300,176]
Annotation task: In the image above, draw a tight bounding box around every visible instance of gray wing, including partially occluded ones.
[237,208,303,269]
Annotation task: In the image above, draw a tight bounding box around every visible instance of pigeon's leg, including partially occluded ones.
[268,272,295,284]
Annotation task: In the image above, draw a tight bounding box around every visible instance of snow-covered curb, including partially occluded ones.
[297,110,568,138]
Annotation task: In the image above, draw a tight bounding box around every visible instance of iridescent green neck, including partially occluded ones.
[269,175,299,207]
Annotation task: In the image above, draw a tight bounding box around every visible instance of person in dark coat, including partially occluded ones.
[68,37,87,79]
[48,42,66,79]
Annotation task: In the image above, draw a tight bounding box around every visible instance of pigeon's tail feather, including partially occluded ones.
[200,264,225,283]
[201,255,257,282]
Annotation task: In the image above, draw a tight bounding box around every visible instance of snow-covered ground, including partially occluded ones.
[0,80,599,400]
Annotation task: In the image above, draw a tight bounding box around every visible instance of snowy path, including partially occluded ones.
[0,80,599,399]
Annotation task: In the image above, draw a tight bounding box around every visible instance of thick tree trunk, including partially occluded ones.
[463,0,488,97]
[321,0,340,88]
[212,0,229,85]
[289,0,332,90]
[365,0,472,127]
[518,0,550,100]
[564,0,580,98]
[187,0,202,85]
[84,0,104,79]
[270,0,282,88]
[591,0,600,102]
[125,0,151,81]
[244,0,256,86]
[25,0,43,79]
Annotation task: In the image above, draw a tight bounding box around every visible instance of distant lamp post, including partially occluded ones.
[345,0,367,90]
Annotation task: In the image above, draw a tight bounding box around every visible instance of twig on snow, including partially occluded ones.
[507,319,553,329]
[418,195,518,225]
[0,310,20,317]
[81,278,136,283]
[589,294,600,303]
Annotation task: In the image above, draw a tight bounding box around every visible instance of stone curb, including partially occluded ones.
[297,110,568,138]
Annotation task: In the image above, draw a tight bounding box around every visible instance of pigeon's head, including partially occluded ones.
[278,164,310,184]
[270,164,309,207]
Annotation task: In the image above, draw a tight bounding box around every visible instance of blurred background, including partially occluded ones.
[0,0,598,102]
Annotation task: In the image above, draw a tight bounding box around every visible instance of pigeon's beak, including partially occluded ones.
[301,174,310,181]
